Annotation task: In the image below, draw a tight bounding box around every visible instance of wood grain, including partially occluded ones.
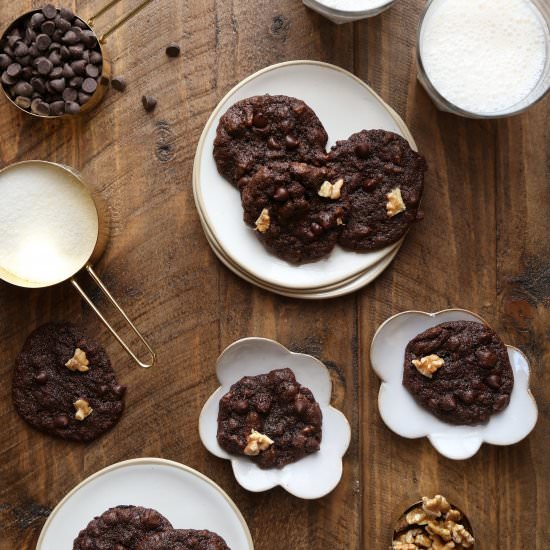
[0,1,547,549]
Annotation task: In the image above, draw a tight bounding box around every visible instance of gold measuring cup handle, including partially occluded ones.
[71,265,156,368]
[88,0,156,43]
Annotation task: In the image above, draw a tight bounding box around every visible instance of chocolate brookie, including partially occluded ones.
[137,529,230,550]
[213,94,328,186]
[327,129,426,251]
[217,368,322,469]
[12,323,125,442]
[73,505,173,550]
[240,161,347,263]
[403,321,514,425]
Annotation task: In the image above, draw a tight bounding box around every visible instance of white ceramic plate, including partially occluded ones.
[199,338,351,499]
[200,215,401,299]
[370,309,538,460]
[303,0,396,24]
[193,60,417,291]
[37,458,254,549]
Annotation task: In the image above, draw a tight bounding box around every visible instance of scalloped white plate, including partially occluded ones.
[200,215,401,299]
[193,60,418,292]
[37,458,254,550]
[199,338,351,499]
[370,309,538,460]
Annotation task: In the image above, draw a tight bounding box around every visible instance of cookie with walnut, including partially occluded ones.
[213,94,328,186]
[403,321,514,425]
[73,505,173,550]
[217,368,322,469]
[327,129,426,251]
[12,323,126,442]
[137,529,230,550]
[240,161,347,263]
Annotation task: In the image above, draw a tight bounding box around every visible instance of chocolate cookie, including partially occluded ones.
[73,505,173,550]
[327,129,426,251]
[217,368,322,469]
[240,162,346,263]
[403,321,514,425]
[137,529,230,550]
[12,323,126,442]
[213,95,328,185]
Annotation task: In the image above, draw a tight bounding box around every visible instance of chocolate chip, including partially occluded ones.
[89,50,102,65]
[311,222,323,236]
[62,87,77,102]
[273,187,289,202]
[78,92,91,105]
[113,384,127,398]
[14,42,29,57]
[252,112,268,128]
[81,30,97,48]
[48,50,61,65]
[41,20,56,36]
[111,76,126,92]
[36,33,52,51]
[285,135,299,149]
[42,4,58,19]
[81,77,97,94]
[267,136,281,150]
[142,95,157,112]
[35,372,48,384]
[355,142,370,158]
[83,63,98,78]
[439,395,457,411]
[30,98,50,115]
[6,62,21,77]
[59,45,71,59]
[485,374,502,389]
[0,54,11,70]
[15,96,32,109]
[61,62,74,78]
[49,65,63,78]
[49,78,65,93]
[50,100,65,115]
[68,44,84,58]
[493,394,509,411]
[476,349,497,368]
[165,42,181,57]
[1,72,17,86]
[71,59,86,75]
[13,81,33,96]
[53,414,70,428]
[73,19,87,30]
[64,100,80,114]
[62,30,79,45]
[59,7,75,21]
[69,76,83,87]
[36,57,53,75]
[457,390,475,404]
[31,12,46,28]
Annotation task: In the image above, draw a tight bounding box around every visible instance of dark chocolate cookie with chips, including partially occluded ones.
[12,323,126,442]
[327,129,426,251]
[240,162,347,263]
[217,368,322,469]
[403,321,514,425]
[73,505,173,550]
[213,94,328,185]
[137,529,230,550]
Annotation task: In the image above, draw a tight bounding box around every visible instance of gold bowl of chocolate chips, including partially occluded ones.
[392,494,475,550]
[0,4,110,118]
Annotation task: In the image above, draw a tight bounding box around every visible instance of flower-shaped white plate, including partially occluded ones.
[193,60,418,291]
[199,338,351,499]
[370,309,538,460]
[37,458,254,549]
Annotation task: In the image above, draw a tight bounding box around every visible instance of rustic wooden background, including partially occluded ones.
[0,0,548,548]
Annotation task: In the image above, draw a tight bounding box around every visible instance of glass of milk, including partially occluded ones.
[303,0,396,24]
[417,0,550,118]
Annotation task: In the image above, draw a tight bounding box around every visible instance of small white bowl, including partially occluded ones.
[303,0,396,24]
[370,309,538,460]
[199,338,351,499]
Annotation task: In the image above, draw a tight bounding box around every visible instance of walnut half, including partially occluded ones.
[386,187,407,217]
[244,430,274,456]
[255,208,270,233]
[318,178,344,200]
[412,355,445,378]
[65,348,89,372]
[74,399,93,421]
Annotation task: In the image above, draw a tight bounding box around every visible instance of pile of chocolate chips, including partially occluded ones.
[0,4,103,116]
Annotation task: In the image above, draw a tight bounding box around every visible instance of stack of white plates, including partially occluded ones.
[193,61,418,299]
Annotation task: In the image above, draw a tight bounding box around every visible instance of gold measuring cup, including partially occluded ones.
[0,160,156,368]
[0,0,154,118]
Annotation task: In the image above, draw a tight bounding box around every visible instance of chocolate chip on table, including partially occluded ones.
[110,76,127,92]
[142,95,157,112]
[165,42,181,57]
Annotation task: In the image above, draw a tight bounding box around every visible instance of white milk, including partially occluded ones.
[0,162,98,286]
[420,0,547,114]
[319,0,390,9]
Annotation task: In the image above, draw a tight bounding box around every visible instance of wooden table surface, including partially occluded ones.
[0,1,548,548]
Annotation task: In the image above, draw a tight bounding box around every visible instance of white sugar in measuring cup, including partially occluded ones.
[0,160,155,368]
